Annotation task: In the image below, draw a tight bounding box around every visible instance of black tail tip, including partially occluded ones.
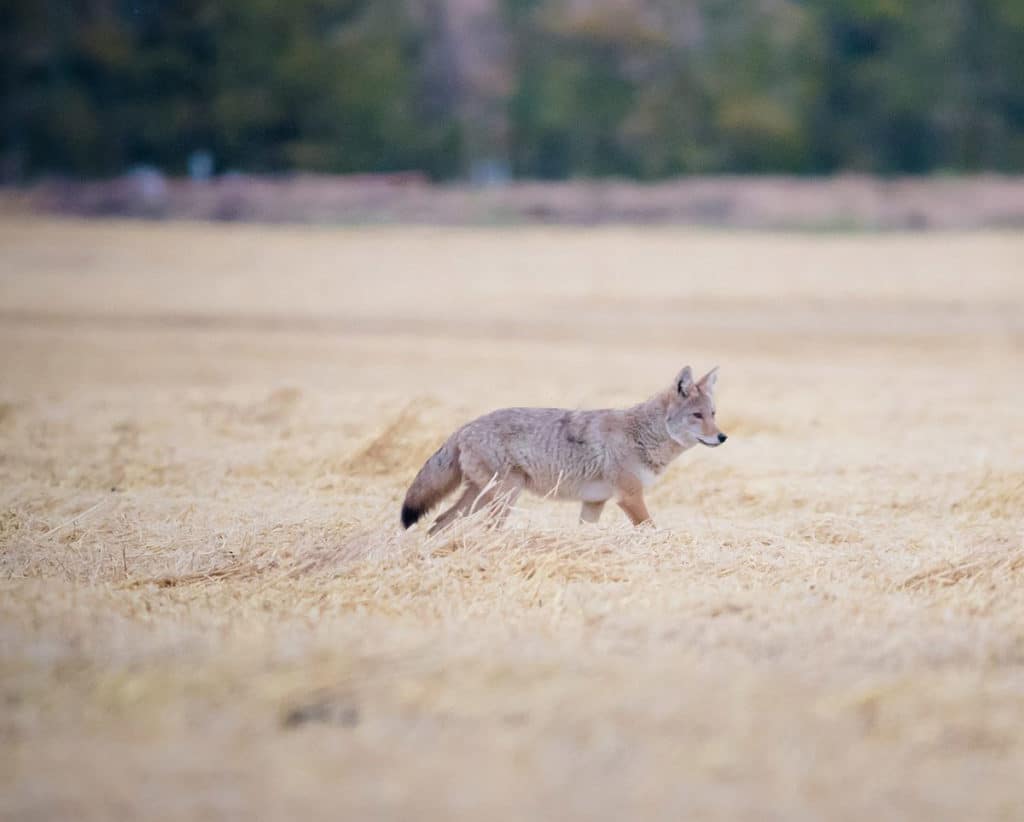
[401,504,422,529]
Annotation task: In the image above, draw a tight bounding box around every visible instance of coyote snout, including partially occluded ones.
[401,365,727,533]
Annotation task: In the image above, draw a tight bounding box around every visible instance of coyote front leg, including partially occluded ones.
[579,501,605,524]
[613,473,653,527]
[617,493,653,527]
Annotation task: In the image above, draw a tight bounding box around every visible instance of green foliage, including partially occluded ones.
[2,0,1023,179]
[2,0,458,178]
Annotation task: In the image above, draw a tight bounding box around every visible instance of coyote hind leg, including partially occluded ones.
[428,474,523,534]
[428,483,480,535]
[476,473,524,528]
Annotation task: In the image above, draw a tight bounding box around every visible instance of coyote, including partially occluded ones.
[401,366,726,533]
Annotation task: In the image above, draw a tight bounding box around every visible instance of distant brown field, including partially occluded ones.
[1,218,1023,820]
[7,173,1024,229]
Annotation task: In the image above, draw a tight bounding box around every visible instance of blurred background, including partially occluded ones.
[4,5,1024,820]
[4,0,1024,185]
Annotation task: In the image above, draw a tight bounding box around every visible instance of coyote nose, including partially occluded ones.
[717,433,728,443]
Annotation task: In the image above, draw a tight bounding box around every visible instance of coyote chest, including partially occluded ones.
[400,366,727,532]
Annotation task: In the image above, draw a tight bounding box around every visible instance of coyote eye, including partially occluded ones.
[692,412,703,419]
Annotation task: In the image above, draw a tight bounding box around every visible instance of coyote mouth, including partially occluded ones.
[698,439,720,447]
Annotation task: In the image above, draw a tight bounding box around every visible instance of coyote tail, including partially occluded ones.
[401,437,462,528]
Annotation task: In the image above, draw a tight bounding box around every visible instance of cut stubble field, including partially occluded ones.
[1,218,1023,820]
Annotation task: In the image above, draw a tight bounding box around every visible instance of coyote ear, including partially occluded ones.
[675,366,694,398]
[697,366,719,395]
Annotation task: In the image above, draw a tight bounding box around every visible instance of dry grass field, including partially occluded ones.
[1,217,1023,820]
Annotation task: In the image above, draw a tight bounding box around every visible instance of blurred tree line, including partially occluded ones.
[3,0,1023,180]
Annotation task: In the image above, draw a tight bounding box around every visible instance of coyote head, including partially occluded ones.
[665,366,727,447]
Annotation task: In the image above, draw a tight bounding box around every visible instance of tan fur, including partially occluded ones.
[400,366,726,532]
